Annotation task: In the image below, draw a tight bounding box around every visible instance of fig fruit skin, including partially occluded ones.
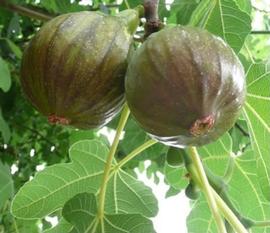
[21,10,139,129]
[185,181,200,200]
[125,26,246,148]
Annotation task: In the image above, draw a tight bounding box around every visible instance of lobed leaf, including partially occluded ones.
[189,0,251,52]
[243,63,270,201]
[62,193,156,233]
[11,139,158,219]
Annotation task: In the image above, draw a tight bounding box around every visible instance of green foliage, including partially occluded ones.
[189,0,252,52]
[166,147,184,167]
[62,193,156,233]
[0,161,13,209]
[0,57,11,92]
[0,0,269,232]
[11,140,158,219]
[243,63,270,201]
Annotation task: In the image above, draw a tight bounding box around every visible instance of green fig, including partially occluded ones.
[185,181,200,200]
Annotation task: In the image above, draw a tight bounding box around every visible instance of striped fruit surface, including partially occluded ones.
[21,10,139,129]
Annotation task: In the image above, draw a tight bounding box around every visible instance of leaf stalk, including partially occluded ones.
[97,104,130,220]
[188,147,227,233]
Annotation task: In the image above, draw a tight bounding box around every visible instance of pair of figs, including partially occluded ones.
[21,9,246,147]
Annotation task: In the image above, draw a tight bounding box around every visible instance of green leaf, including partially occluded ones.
[7,14,21,38]
[187,150,270,233]
[235,0,252,14]
[186,197,217,233]
[69,130,96,145]
[189,0,251,52]
[227,151,270,230]
[43,219,73,233]
[5,38,22,59]
[11,139,158,219]
[164,163,188,191]
[198,133,232,176]
[166,147,184,167]
[164,133,232,193]
[40,0,85,14]
[0,57,11,92]
[105,169,158,217]
[62,193,156,233]
[167,0,199,25]
[0,161,14,209]
[0,107,11,143]
[15,219,40,233]
[165,186,181,198]
[243,63,270,201]
[11,139,108,219]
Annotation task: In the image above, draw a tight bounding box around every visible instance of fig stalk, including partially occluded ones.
[143,0,163,38]
[188,147,227,233]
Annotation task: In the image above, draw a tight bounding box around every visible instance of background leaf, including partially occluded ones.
[62,192,156,233]
[0,107,11,143]
[187,150,270,233]
[0,161,13,209]
[189,0,251,52]
[11,139,108,219]
[105,169,158,217]
[0,57,11,92]
[243,63,270,201]
[11,139,158,219]
[198,133,232,176]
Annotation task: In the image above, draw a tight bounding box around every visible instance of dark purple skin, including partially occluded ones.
[125,26,246,148]
[21,11,138,129]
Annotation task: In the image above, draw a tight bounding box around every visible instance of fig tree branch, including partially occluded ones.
[143,0,163,38]
[0,1,53,21]
[251,31,270,34]
[235,123,250,137]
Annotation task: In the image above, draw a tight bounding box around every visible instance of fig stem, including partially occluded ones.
[114,139,157,170]
[97,104,130,220]
[185,149,249,233]
[143,0,163,38]
[0,1,53,21]
[188,147,227,233]
[212,189,249,233]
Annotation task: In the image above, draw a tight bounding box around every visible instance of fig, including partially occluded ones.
[125,26,246,147]
[185,181,200,200]
[21,9,140,129]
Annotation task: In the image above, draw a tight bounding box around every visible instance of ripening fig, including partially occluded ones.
[21,9,140,129]
[125,26,246,147]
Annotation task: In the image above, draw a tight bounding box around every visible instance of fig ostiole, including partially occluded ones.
[21,9,140,129]
[125,25,246,148]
